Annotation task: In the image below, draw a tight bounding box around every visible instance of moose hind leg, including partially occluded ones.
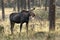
[10,22,15,34]
[26,22,28,35]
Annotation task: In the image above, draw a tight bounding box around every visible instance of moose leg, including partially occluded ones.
[26,22,28,35]
[20,23,23,33]
[10,22,15,34]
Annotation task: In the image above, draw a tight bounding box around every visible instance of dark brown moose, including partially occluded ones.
[9,8,35,35]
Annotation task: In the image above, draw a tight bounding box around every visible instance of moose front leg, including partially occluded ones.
[20,23,23,33]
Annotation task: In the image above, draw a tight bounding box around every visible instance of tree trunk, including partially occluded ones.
[23,0,26,9]
[47,0,55,40]
[17,0,20,12]
[28,0,31,10]
[1,0,5,20]
[45,0,47,11]
[31,0,34,8]
[21,0,23,10]
[13,0,16,11]
[39,0,41,8]
[49,0,55,31]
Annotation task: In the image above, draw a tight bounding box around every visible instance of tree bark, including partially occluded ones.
[13,0,16,11]
[23,0,26,9]
[17,0,20,12]
[21,0,23,10]
[28,0,31,10]
[49,0,55,31]
[45,0,47,11]
[31,0,34,8]
[47,0,55,40]
[1,0,5,20]
[39,0,41,8]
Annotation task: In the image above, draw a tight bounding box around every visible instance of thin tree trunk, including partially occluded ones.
[49,0,55,31]
[28,0,30,9]
[47,0,55,40]
[17,0,20,12]
[23,0,26,9]
[39,0,41,8]
[35,0,37,7]
[13,0,16,11]
[21,0,23,10]
[45,0,47,11]
[1,0,5,20]
[32,0,34,8]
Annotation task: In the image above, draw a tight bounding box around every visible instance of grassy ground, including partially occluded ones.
[0,7,60,40]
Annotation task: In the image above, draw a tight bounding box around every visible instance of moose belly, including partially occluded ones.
[11,19,21,23]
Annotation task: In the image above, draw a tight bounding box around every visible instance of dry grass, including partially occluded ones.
[0,7,60,40]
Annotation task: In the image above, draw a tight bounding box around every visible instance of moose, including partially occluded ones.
[9,8,35,35]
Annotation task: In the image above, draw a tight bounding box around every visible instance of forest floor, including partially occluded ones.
[0,7,60,40]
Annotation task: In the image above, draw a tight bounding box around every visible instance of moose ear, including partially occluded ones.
[33,8,35,10]
[31,8,35,11]
[30,8,35,11]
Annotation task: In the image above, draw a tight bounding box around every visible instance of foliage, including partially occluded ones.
[34,9,48,19]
